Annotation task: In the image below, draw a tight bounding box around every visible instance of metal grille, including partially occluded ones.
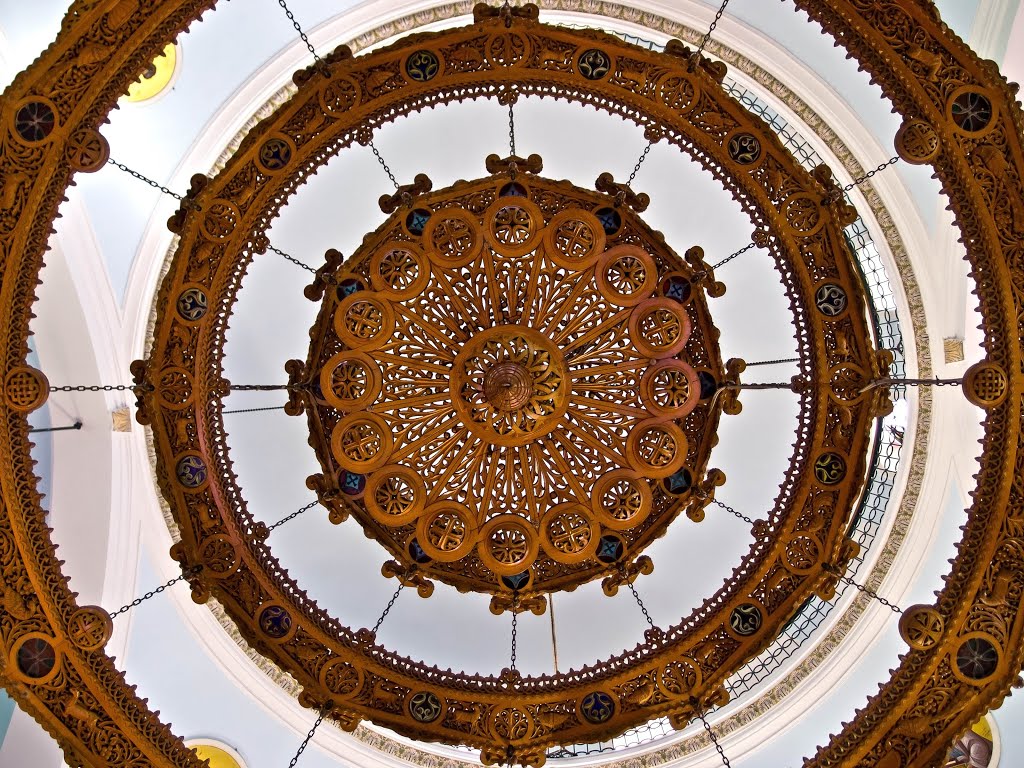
[543,31,909,759]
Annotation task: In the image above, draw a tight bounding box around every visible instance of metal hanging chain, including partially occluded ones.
[369,141,400,190]
[712,239,758,270]
[287,707,328,768]
[28,422,83,433]
[109,565,202,620]
[107,159,200,210]
[267,244,317,274]
[548,592,559,674]
[711,499,755,526]
[508,100,517,157]
[861,376,964,392]
[731,381,794,390]
[832,156,901,198]
[626,578,657,631]
[697,711,733,768]
[626,141,654,187]
[689,0,731,72]
[50,384,132,392]
[822,564,902,613]
[228,383,298,391]
[744,357,799,367]
[510,594,520,672]
[267,501,320,533]
[276,0,330,78]
[55,383,296,393]
[371,583,405,635]
[222,405,287,415]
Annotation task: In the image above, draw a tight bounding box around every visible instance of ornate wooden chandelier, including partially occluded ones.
[0,2,1021,768]
[301,170,725,598]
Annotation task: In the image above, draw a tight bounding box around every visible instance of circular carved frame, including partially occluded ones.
[0,4,1018,768]
[143,11,878,763]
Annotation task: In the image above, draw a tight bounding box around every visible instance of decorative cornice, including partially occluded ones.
[141,1,932,765]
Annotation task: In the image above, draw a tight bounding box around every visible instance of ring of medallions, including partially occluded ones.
[302,173,729,599]
[7,7,999,767]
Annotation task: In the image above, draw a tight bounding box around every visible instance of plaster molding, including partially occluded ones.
[967,0,1018,61]
[49,197,140,620]
[122,3,943,768]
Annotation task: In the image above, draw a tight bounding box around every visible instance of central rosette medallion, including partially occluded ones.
[453,325,569,443]
[303,168,724,594]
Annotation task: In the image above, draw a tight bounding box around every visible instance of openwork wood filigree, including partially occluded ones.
[0,2,1017,767]
[301,172,723,595]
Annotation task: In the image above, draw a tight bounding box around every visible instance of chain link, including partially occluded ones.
[697,711,733,768]
[878,376,964,388]
[841,156,901,193]
[744,357,800,367]
[626,141,654,187]
[267,244,317,274]
[50,384,132,392]
[107,159,200,210]
[268,501,320,532]
[689,0,731,72]
[711,499,755,526]
[510,595,519,671]
[508,101,517,158]
[369,141,400,190]
[228,384,296,391]
[276,0,329,77]
[822,564,902,613]
[372,583,405,635]
[223,405,287,415]
[711,239,757,270]
[287,707,327,768]
[626,579,656,631]
[109,565,202,619]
